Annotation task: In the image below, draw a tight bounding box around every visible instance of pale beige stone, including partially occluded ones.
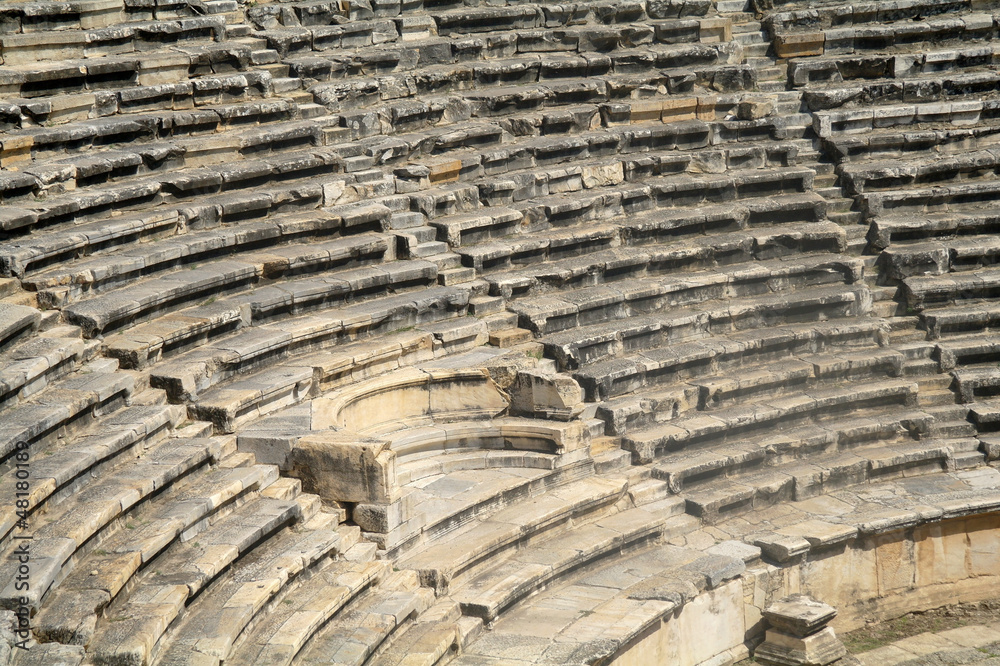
[800,542,877,615]
[661,97,698,123]
[756,626,846,666]
[699,17,732,43]
[915,520,969,586]
[935,624,1000,648]
[966,514,1000,576]
[855,644,918,666]
[875,532,916,594]
[892,631,960,656]
[582,163,625,189]
[290,431,397,504]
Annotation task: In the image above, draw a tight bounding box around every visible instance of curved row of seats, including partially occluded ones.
[4,0,1000,662]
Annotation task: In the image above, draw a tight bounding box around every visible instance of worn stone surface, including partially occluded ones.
[7,0,1000,664]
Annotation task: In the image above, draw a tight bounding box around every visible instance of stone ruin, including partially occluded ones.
[3,0,1000,662]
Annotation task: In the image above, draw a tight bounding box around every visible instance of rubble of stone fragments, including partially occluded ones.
[2,0,1000,663]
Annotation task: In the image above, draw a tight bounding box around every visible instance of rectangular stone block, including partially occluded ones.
[79,0,125,28]
[629,100,665,122]
[696,96,717,121]
[662,97,698,123]
[291,431,398,504]
[47,94,96,124]
[136,52,190,86]
[774,32,825,58]
[699,17,731,43]
[428,159,462,184]
[0,135,32,167]
[2,31,87,64]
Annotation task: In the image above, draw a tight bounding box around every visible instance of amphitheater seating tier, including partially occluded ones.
[4,0,1000,663]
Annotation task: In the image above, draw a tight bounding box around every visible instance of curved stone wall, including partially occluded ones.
[613,508,1000,666]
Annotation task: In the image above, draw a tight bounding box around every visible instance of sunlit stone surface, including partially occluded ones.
[3,0,1000,663]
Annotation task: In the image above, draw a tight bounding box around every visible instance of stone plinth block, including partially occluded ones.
[755,627,847,666]
[756,595,847,666]
[289,430,397,504]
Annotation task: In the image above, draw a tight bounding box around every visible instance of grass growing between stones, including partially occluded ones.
[737,599,1000,664]
[841,600,1000,654]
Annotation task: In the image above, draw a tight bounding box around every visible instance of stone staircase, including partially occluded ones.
[5,0,1000,663]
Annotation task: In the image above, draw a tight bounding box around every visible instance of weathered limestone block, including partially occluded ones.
[237,407,313,469]
[289,430,397,504]
[699,17,731,43]
[774,33,825,59]
[755,595,848,666]
[314,367,508,432]
[756,627,847,666]
[661,97,698,123]
[647,0,711,19]
[354,491,417,533]
[738,99,775,121]
[882,243,950,280]
[0,135,32,168]
[508,370,584,421]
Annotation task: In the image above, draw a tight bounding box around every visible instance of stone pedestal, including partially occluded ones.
[755,595,849,666]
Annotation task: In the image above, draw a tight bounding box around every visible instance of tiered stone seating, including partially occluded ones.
[7,0,1000,662]
[447,465,1000,665]
[0,402,182,544]
[154,519,375,665]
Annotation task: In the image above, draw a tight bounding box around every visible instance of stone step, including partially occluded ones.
[717,0,752,11]
[757,80,789,93]
[295,577,432,666]
[0,303,40,354]
[591,343,906,431]
[309,59,753,124]
[509,272,867,356]
[0,368,136,470]
[920,300,1000,341]
[904,266,1000,311]
[678,434,964,523]
[0,403,185,545]
[0,434,236,612]
[841,148,1000,198]
[366,613,463,666]
[453,503,692,622]
[85,496,303,666]
[937,333,1000,370]
[743,42,771,58]
[826,128,1000,173]
[25,219,383,304]
[804,71,1000,117]
[489,222,846,301]
[32,459,281,646]
[109,259,444,371]
[157,518,351,665]
[628,477,671,505]
[147,280,461,396]
[593,448,631,473]
[0,99,302,177]
[652,410,940,497]
[733,30,767,45]
[623,379,920,464]
[400,476,629,593]
[184,324,462,433]
[0,329,99,413]
[411,240,449,257]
